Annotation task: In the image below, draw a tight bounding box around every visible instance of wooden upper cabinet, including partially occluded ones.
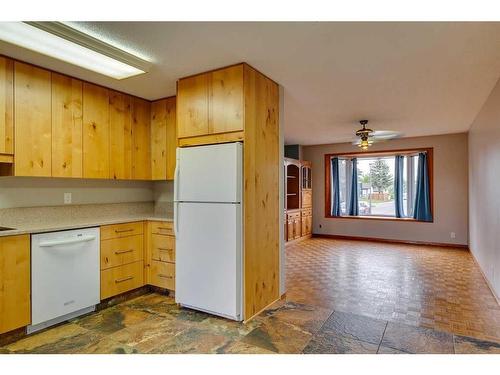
[131,97,151,180]
[177,73,209,138]
[151,99,167,180]
[165,97,177,180]
[14,62,52,177]
[109,91,132,180]
[0,57,13,155]
[209,64,244,134]
[51,73,83,178]
[151,97,177,180]
[83,83,109,179]
[0,235,31,334]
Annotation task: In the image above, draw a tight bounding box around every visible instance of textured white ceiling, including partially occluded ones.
[1,22,499,145]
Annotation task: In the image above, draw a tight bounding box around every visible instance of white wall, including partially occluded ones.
[469,77,500,299]
[0,177,154,209]
[302,133,469,246]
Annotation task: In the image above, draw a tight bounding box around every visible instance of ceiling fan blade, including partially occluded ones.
[370,130,402,140]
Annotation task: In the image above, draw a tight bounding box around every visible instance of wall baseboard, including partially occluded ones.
[312,233,469,249]
[469,248,500,307]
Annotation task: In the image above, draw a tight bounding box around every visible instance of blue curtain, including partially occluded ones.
[330,157,341,216]
[394,155,405,218]
[348,158,359,216]
[413,152,433,221]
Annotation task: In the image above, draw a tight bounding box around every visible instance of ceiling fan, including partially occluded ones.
[352,120,402,150]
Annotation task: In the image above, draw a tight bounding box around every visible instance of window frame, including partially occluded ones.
[324,148,434,222]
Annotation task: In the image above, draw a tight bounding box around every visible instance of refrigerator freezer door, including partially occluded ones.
[175,202,242,320]
[177,142,242,203]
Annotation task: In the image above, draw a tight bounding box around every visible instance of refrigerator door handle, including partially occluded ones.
[174,161,180,237]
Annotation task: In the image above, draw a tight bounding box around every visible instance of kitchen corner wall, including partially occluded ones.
[302,132,469,246]
[468,77,500,300]
[0,177,155,209]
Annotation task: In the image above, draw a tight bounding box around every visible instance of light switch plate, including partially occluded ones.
[64,192,72,204]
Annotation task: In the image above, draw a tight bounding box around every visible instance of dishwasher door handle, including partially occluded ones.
[39,235,97,247]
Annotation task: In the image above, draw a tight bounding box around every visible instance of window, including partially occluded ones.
[325,149,433,221]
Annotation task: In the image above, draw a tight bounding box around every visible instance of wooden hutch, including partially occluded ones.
[284,158,312,243]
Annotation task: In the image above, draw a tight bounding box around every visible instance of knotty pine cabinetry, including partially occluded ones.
[151,97,177,180]
[51,73,83,178]
[145,221,175,291]
[14,62,52,177]
[100,222,145,299]
[177,64,244,146]
[0,57,13,161]
[177,63,280,320]
[0,56,175,180]
[0,235,31,334]
[285,158,313,243]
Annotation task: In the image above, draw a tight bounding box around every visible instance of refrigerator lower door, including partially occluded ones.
[175,202,242,321]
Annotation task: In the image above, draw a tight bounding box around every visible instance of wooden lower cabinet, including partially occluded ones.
[146,220,175,291]
[286,211,301,241]
[0,235,31,334]
[301,209,312,236]
[100,222,145,300]
[100,234,143,270]
[150,260,175,290]
[100,261,144,300]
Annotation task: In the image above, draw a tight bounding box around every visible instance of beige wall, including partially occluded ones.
[0,177,154,209]
[469,78,500,299]
[302,133,468,245]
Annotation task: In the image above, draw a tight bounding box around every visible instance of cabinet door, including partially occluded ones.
[287,220,294,241]
[209,65,244,134]
[14,62,52,176]
[0,235,30,334]
[294,219,301,239]
[165,97,177,180]
[51,73,83,178]
[306,215,312,235]
[131,97,151,180]
[151,99,167,180]
[109,91,132,179]
[301,216,307,237]
[83,83,109,178]
[177,74,209,138]
[0,57,13,155]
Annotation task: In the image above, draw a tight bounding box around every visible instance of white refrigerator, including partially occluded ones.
[174,142,243,321]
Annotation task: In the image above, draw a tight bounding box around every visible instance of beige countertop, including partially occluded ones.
[0,202,173,237]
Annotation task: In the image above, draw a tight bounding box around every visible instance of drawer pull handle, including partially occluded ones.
[157,227,171,230]
[158,274,173,279]
[115,229,134,233]
[158,247,172,251]
[115,276,134,283]
[115,249,133,255]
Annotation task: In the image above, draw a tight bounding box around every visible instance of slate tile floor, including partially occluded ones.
[1,238,500,354]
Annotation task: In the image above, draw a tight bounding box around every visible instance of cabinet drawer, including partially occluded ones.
[151,234,175,262]
[150,221,174,236]
[100,261,144,299]
[150,260,175,290]
[101,221,144,240]
[302,208,312,217]
[302,190,312,208]
[100,235,143,270]
[287,212,300,220]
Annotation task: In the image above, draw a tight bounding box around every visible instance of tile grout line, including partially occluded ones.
[376,321,389,354]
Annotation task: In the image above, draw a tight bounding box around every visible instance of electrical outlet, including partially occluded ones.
[64,192,72,204]
[319,224,322,228]
[450,232,456,239]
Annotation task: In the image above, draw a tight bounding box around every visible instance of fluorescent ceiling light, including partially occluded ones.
[0,22,150,79]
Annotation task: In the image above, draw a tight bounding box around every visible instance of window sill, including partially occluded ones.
[325,215,433,223]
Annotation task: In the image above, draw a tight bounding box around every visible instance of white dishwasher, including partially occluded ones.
[29,227,100,333]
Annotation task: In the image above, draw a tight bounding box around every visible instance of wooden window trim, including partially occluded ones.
[324,147,434,222]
